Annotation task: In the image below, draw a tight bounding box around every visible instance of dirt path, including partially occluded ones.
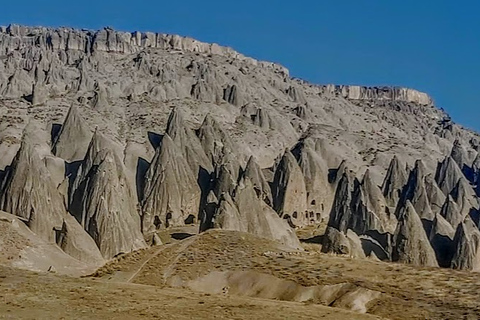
[126,245,169,283]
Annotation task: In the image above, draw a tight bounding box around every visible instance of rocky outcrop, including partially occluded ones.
[242,156,273,206]
[322,227,366,259]
[320,85,433,105]
[0,133,64,242]
[429,214,455,268]
[424,174,446,216]
[392,201,438,267]
[0,25,289,75]
[0,126,104,265]
[440,195,463,228]
[52,105,93,162]
[212,177,301,249]
[398,160,434,221]
[166,108,213,176]
[327,172,354,233]
[56,215,105,266]
[141,134,201,234]
[295,138,333,221]
[435,156,464,196]
[197,114,237,167]
[381,156,408,207]
[450,219,480,271]
[271,150,308,226]
[69,132,147,259]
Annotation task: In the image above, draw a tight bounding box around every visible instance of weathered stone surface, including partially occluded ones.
[69,132,147,259]
[381,156,408,207]
[322,227,366,259]
[392,201,438,267]
[450,219,480,271]
[295,138,333,221]
[52,105,93,162]
[435,156,464,196]
[320,85,433,105]
[141,134,201,234]
[271,150,308,226]
[212,177,301,249]
[398,160,434,221]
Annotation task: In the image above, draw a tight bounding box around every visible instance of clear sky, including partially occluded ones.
[2,1,479,130]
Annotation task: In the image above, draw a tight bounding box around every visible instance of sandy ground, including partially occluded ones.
[2,227,480,319]
[94,229,480,320]
[0,265,377,320]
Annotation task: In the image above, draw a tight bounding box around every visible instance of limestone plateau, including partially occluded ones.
[1,24,480,271]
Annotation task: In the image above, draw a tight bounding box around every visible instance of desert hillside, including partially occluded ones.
[1,24,480,319]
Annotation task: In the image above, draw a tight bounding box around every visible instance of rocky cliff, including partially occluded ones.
[1,24,480,271]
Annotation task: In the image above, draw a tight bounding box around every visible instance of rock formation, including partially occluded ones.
[271,150,308,226]
[392,201,438,267]
[2,24,480,272]
[381,156,408,208]
[450,219,480,271]
[141,134,201,234]
[69,131,147,258]
[52,105,93,162]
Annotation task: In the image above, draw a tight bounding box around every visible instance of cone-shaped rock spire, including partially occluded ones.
[435,156,464,196]
[398,160,434,221]
[197,114,236,167]
[450,219,480,271]
[242,155,273,206]
[52,105,93,162]
[141,134,201,234]
[296,138,334,221]
[271,150,308,226]
[212,177,301,249]
[429,214,455,267]
[166,108,213,174]
[392,201,438,267]
[381,156,408,207]
[69,132,147,259]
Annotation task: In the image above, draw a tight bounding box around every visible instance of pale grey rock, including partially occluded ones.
[321,227,366,259]
[450,218,480,271]
[295,138,334,220]
[271,150,308,226]
[429,213,455,268]
[435,156,464,196]
[381,156,408,207]
[69,132,147,259]
[166,108,213,175]
[424,174,446,216]
[242,156,273,206]
[52,105,93,162]
[392,201,438,267]
[212,177,301,249]
[398,160,434,221]
[141,134,200,234]
[440,195,463,228]
[320,85,433,105]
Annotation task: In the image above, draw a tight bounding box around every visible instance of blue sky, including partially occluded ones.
[2,1,479,130]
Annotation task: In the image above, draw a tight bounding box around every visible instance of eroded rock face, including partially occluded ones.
[320,85,433,105]
[0,126,104,265]
[382,156,408,208]
[0,133,64,242]
[272,150,308,226]
[295,138,333,221]
[141,134,201,234]
[69,132,147,259]
[52,105,93,162]
[392,201,438,267]
[451,219,480,271]
[2,24,480,272]
[212,177,301,249]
